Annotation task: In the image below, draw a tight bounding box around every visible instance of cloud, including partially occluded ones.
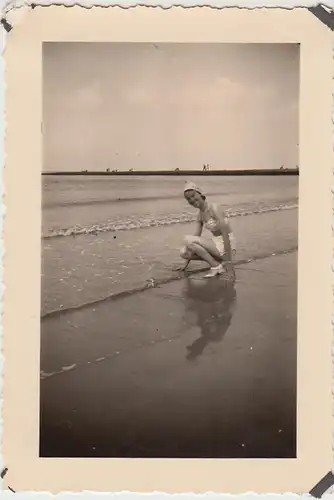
[210,77,246,100]
[43,43,299,171]
[73,80,103,108]
[162,77,247,109]
[123,85,158,106]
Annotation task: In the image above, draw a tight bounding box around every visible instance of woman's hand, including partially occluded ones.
[174,260,190,272]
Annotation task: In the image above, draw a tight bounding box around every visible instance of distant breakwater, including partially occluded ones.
[42,169,299,177]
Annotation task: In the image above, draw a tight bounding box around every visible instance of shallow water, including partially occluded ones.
[42,175,298,236]
[41,175,298,315]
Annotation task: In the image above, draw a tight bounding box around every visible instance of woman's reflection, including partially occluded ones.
[183,277,237,360]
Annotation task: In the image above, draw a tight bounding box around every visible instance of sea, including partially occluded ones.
[41,175,298,317]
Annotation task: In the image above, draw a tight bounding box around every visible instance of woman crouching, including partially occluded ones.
[180,181,236,279]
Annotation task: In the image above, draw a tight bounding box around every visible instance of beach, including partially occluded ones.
[41,175,298,315]
[40,174,298,458]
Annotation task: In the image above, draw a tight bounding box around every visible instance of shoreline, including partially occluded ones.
[41,245,297,321]
[41,207,298,317]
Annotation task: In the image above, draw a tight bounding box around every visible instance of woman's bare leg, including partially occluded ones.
[184,235,235,279]
[187,242,220,268]
[184,235,224,265]
[176,246,202,271]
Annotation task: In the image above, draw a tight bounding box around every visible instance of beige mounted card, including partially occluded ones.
[3,5,333,495]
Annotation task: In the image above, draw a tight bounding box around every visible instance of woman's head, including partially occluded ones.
[184,181,206,209]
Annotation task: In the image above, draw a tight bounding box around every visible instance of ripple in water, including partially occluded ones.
[43,203,298,239]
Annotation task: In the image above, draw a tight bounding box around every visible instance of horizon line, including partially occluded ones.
[42,168,299,176]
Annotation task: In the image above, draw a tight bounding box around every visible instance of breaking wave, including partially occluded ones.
[43,202,298,239]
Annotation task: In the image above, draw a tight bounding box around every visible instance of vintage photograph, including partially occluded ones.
[39,42,299,459]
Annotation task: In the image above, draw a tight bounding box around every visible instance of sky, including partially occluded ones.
[43,43,299,172]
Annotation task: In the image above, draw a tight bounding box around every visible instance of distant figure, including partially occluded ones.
[202,164,207,172]
[179,181,236,279]
[106,168,110,173]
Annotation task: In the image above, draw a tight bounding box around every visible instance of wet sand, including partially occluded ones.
[40,251,297,458]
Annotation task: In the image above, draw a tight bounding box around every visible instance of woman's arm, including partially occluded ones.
[180,221,202,271]
[220,219,232,262]
[194,220,203,237]
[175,220,203,272]
[212,205,232,261]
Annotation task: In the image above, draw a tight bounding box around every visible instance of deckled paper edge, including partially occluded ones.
[0,3,333,499]
[1,1,334,15]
